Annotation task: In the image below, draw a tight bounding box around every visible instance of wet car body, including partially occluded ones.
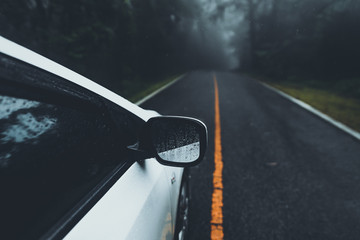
[0,36,206,240]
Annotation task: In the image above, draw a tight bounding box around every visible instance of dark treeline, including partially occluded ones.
[0,0,205,97]
[235,0,360,97]
[1,0,359,98]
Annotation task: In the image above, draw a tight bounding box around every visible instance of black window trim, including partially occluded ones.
[41,159,135,240]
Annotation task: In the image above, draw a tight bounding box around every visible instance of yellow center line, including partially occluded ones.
[211,74,224,240]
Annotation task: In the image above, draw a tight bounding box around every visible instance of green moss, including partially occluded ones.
[268,83,360,132]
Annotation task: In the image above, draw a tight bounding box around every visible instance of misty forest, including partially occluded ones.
[0,0,359,100]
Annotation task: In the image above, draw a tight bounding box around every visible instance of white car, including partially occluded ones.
[0,36,207,240]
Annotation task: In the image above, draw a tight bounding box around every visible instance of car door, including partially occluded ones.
[0,50,174,239]
[164,166,183,232]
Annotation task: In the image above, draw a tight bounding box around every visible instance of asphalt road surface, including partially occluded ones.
[141,71,360,240]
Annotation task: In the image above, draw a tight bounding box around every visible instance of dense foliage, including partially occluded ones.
[0,0,194,96]
[1,0,359,98]
[238,0,360,83]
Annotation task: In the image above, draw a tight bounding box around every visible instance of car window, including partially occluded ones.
[0,54,144,239]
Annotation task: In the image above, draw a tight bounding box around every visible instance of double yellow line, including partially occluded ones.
[211,74,224,240]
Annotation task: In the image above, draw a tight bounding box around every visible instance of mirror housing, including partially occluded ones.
[129,116,208,167]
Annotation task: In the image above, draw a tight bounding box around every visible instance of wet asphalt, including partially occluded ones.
[141,71,360,240]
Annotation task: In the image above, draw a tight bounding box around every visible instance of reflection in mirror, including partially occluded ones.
[151,120,200,163]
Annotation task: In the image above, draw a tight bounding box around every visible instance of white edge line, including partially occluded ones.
[261,82,360,141]
[135,74,186,106]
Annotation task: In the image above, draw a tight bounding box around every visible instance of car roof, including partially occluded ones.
[0,36,155,121]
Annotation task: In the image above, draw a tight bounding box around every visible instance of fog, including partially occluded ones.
[176,0,244,70]
[0,0,359,97]
[178,0,360,80]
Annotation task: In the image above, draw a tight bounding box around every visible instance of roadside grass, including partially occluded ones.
[119,75,181,104]
[267,82,360,132]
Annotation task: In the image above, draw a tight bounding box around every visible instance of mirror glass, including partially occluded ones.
[150,118,201,163]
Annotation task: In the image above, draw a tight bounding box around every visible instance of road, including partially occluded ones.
[141,71,360,240]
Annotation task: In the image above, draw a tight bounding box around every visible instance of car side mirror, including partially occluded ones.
[128,116,208,167]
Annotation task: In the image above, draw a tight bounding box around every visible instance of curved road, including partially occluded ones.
[141,71,360,240]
